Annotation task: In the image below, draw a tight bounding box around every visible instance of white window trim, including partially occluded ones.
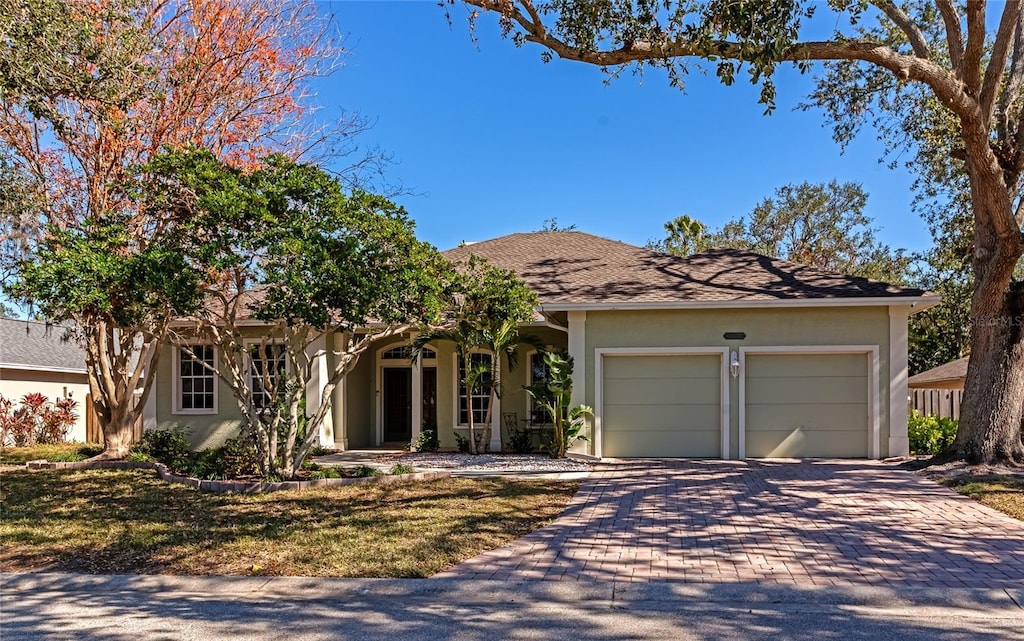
[593,347,731,460]
[243,339,289,411]
[737,345,881,460]
[452,349,493,428]
[171,344,218,415]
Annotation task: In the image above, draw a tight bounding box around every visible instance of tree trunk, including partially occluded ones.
[950,282,1024,464]
[945,147,1024,465]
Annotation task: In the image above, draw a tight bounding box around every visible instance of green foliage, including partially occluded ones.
[649,181,911,283]
[351,465,383,478]
[524,352,592,459]
[131,428,192,469]
[130,429,260,480]
[536,217,577,232]
[411,429,439,453]
[453,431,483,454]
[908,410,959,456]
[389,463,416,475]
[508,428,534,454]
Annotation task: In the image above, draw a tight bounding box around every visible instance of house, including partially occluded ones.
[908,356,968,420]
[0,318,90,442]
[144,231,938,459]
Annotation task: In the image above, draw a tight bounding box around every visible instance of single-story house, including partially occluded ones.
[145,231,938,459]
[908,356,968,420]
[0,318,90,442]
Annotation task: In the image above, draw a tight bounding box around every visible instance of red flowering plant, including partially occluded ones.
[0,393,78,446]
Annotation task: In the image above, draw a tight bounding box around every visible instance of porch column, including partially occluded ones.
[488,354,502,452]
[305,333,333,446]
[888,305,911,457]
[567,311,589,455]
[411,351,423,448]
[332,333,348,451]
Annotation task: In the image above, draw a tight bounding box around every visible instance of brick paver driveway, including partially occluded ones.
[435,460,1024,587]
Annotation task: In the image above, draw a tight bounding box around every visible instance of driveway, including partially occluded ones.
[435,460,1024,588]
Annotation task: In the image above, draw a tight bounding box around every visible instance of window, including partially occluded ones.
[458,352,492,425]
[177,345,215,413]
[250,343,287,410]
[528,352,553,424]
[382,345,413,360]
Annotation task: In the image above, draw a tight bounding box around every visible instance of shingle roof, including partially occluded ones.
[0,318,86,372]
[442,231,930,308]
[908,356,969,387]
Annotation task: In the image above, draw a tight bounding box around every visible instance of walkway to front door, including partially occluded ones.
[435,460,1024,588]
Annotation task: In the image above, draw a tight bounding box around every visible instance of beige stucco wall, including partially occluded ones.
[0,368,90,442]
[584,306,892,458]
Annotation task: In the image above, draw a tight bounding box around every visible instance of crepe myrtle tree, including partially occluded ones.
[413,256,539,454]
[457,0,1024,464]
[1,0,346,458]
[153,150,452,479]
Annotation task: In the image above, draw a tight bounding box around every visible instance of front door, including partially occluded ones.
[382,368,412,443]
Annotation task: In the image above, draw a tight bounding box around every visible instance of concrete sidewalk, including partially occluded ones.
[2,573,1022,640]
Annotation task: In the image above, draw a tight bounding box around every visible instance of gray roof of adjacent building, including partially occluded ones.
[0,318,87,373]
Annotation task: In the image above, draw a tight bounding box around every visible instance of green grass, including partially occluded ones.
[942,475,1024,521]
[0,468,579,577]
[0,443,103,464]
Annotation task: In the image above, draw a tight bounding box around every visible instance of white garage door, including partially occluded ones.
[602,354,723,458]
[744,353,870,458]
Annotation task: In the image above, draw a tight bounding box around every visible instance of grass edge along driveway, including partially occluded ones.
[0,468,579,577]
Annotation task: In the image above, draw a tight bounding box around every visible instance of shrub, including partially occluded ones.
[508,428,533,454]
[411,428,439,453]
[350,465,382,478]
[0,393,78,446]
[908,410,959,455]
[389,463,415,475]
[308,444,336,457]
[132,427,191,468]
[308,466,342,480]
[454,431,483,454]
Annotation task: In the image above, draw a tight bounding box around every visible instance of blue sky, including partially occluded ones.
[318,1,931,253]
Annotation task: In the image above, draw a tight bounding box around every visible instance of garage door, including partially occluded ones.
[744,353,869,458]
[602,354,723,457]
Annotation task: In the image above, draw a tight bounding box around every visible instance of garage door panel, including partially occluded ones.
[745,403,867,431]
[746,353,866,378]
[602,353,723,458]
[603,376,720,406]
[746,429,868,458]
[604,403,720,432]
[745,377,867,405]
[604,355,720,379]
[744,352,870,459]
[604,429,721,458]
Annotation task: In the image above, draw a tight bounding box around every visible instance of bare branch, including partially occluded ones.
[980,1,1022,122]
[998,11,1024,142]
[936,0,965,75]
[872,1,931,59]
[963,1,986,94]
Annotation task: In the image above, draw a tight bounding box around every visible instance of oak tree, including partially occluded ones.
[461,0,1024,464]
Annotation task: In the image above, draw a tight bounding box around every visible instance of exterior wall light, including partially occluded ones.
[730,351,741,378]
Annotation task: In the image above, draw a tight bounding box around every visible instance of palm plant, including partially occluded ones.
[525,351,593,458]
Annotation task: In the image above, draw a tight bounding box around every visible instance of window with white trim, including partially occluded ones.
[177,345,215,412]
[458,352,492,425]
[249,343,287,410]
[528,351,553,424]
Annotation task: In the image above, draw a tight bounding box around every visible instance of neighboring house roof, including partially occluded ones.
[0,318,86,373]
[442,231,935,310]
[908,356,969,388]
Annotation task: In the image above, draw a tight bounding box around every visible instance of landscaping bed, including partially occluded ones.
[910,459,1024,522]
[376,452,596,472]
[0,468,580,577]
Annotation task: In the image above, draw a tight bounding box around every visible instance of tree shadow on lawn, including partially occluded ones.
[0,573,1018,641]
[0,469,578,577]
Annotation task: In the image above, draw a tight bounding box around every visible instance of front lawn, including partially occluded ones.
[0,443,103,464]
[942,475,1024,521]
[0,469,578,577]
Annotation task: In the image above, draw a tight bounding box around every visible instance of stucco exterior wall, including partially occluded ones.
[583,306,893,458]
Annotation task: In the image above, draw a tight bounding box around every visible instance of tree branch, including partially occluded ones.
[999,11,1024,143]
[872,1,931,59]
[936,0,965,75]
[466,0,975,121]
[963,0,986,94]
[980,1,1022,122]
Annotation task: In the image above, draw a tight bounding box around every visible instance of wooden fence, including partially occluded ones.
[910,388,965,421]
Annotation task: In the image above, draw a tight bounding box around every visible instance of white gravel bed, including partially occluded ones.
[381,452,595,472]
